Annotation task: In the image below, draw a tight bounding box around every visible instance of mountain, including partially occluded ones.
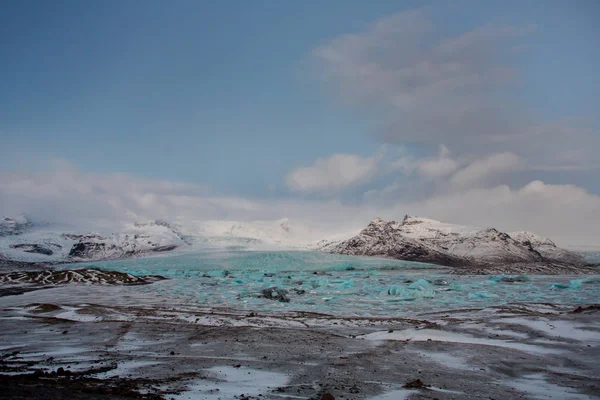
[320,216,591,273]
[0,218,187,264]
[0,216,326,266]
[0,215,32,237]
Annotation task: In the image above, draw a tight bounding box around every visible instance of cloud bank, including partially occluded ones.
[1,161,599,247]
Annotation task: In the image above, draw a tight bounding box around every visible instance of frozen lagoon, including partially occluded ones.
[38,248,600,316]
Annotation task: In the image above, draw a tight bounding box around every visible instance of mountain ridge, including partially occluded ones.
[319,215,594,274]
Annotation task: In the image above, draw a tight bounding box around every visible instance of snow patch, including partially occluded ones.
[504,373,591,399]
[495,318,600,342]
[172,366,289,400]
[363,329,562,354]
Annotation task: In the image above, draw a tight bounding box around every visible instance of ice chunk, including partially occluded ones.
[488,274,530,283]
[387,284,434,300]
[549,283,570,290]
[408,279,432,290]
[468,292,499,299]
[583,277,600,284]
[569,279,583,289]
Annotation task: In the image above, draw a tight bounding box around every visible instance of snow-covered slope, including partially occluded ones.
[0,215,337,265]
[66,222,186,261]
[1,213,588,273]
[0,216,32,237]
[321,216,587,270]
[0,216,338,264]
[509,231,584,265]
[177,218,327,248]
[319,217,460,266]
[0,217,186,263]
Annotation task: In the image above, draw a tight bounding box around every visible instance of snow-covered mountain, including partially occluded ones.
[1,214,591,274]
[320,216,588,271]
[0,216,334,265]
[0,217,187,264]
[0,216,32,237]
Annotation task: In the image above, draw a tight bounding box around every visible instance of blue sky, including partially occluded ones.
[2,0,397,194]
[1,1,600,244]
[2,1,598,195]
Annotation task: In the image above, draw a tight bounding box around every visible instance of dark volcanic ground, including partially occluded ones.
[0,296,599,399]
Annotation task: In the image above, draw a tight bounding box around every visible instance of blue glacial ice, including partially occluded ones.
[55,249,600,317]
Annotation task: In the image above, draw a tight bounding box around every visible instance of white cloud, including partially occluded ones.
[286,153,378,194]
[450,152,521,187]
[393,181,600,247]
[314,8,533,146]
[393,145,459,179]
[313,6,599,175]
[419,157,459,179]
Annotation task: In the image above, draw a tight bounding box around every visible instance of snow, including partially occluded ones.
[368,385,465,400]
[322,215,585,268]
[0,214,585,269]
[495,318,600,342]
[176,217,351,248]
[0,219,186,262]
[0,215,31,237]
[504,373,592,399]
[54,307,101,322]
[172,366,289,400]
[363,329,563,354]
[397,215,481,238]
[406,349,473,370]
[510,231,556,246]
[0,216,350,263]
[0,229,77,262]
[93,361,163,379]
[368,388,413,400]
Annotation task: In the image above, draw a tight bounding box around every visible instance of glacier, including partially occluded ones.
[1,214,598,316]
[40,248,599,316]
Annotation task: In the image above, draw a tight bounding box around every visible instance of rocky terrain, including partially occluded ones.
[0,268,166,286]
[0,299,598,399]
[320,216,594,274]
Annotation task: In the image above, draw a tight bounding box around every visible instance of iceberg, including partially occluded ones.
[408,279,433,290]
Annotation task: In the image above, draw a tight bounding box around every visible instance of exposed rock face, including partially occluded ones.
[321,216,588,272]
[9,244,54,256]
[320,217,461,266]
[67,229,183,261]
[509,231,585,265]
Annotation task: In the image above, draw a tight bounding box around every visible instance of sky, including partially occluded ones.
[1,0,599,246]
